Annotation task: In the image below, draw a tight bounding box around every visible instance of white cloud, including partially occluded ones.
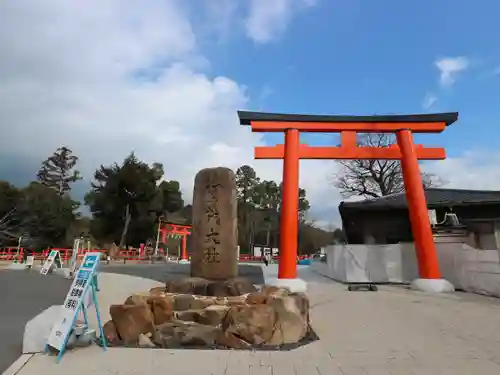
[435,56,469,87]
[4,2,498,233]
[245,0,316,43]
[424,151,500,191]
[422,92,438,109]
[0,0,340,227]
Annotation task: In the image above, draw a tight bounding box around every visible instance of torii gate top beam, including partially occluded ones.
[238,110,458,161]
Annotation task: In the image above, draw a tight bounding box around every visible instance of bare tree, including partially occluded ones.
[0,208,26,243]
[334,133,444,199]
[0,209,15,239]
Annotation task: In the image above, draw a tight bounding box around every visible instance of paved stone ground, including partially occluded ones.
[0,270,71,373]
[7,265,500,375]
[0,263,263,374]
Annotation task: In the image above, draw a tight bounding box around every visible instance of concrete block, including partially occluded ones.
[23,305,62,354]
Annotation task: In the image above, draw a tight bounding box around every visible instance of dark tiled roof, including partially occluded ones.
[237,110,458,126]
[339,188,500,211]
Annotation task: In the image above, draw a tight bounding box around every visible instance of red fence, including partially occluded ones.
[0,248,312,263]
[0,248,107,262]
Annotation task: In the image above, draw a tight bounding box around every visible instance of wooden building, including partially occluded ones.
[339,188,500,250]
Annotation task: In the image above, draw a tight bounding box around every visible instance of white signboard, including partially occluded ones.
[40,250,61,275]
[26,255,34,268]
[253,246,278,258]
[70,239,81,274]
[46,252,101,352]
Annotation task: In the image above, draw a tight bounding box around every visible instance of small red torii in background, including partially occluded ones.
[154,221,192,261]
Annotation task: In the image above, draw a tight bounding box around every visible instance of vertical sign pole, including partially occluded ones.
[92,280,107,351]
[154,220,161,257]
[81,304,89,327]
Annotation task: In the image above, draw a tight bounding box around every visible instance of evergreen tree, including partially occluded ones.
[85,153,184,247]
[37,146,82,196]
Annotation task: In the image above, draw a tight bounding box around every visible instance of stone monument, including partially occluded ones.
[190,167,238,280]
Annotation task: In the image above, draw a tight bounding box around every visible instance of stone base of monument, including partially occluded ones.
[99,276,317,351]
[265,278,307,293]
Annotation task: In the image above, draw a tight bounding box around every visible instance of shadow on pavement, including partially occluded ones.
[100,263,265,285]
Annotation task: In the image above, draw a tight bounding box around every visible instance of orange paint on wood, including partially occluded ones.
[397,130,441,279]
[279,129,300,279]
[255,144,445,160]
[250,121,447,133]
[181,235,188,261]
[340,131,357,148]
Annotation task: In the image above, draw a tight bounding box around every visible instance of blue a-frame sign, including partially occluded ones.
[45,252,107,362]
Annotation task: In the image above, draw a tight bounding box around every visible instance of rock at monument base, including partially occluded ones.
[223,304,276,345]
[149,286,167,296]
[166,277,210,295]
[109,304,155,345]
[166,276,257,297]
[190,167,238,280]
[197,305,230,326]
[103,320,121,345]
[23,305,62,354]
[265,294,309,345]
[150,297,175,325]
[155,320,219,347]
[138,333,156,348]
[105,283,313,350]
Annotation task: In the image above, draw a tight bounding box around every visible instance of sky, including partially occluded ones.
[1,0,500,229]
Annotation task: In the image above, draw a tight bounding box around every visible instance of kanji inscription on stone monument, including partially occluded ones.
[191,167,238,280]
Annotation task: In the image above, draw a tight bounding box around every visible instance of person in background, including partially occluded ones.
[263,253,269,267]
[20,235,34,263]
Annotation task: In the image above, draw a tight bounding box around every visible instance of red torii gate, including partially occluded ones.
[238,110,458,291]
[158,222,192,261]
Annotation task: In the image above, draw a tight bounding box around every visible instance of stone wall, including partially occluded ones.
[311,243,500,297]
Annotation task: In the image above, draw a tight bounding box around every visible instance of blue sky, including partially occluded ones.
[200,0,500,155]
[1,0,500,227]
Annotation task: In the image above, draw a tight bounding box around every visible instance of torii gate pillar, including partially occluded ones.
[239,110,458,293]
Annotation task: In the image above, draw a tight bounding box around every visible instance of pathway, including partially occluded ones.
[0,270,71,373]
[6,266,500,375]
